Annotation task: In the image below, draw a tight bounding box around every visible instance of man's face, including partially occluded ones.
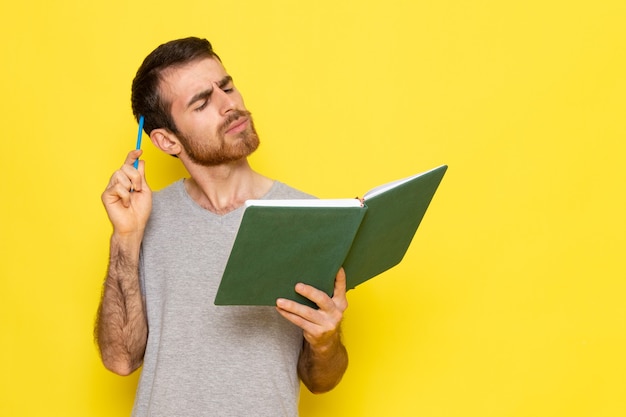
[160,57,259,166]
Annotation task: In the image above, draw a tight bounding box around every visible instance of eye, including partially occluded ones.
[221,80,235,94]
[195,100,208,112]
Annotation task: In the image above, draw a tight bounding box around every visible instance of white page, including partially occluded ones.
[363,166,445,200]
[245,198,363,208]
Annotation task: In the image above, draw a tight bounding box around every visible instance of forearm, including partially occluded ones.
[298,331,348,394]
[95,233,147,376]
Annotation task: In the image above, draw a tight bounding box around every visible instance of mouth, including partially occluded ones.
[224,116,249,135]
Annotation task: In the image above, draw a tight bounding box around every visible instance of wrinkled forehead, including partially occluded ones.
[157,57,227,109]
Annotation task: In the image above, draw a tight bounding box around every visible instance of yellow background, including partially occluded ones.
[1,0,625,416]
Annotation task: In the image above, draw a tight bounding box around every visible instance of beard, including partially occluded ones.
[178,109,260,167]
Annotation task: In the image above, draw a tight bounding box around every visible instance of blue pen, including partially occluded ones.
[134,115,145,169]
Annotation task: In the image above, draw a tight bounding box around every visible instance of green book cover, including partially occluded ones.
[214,164,447,307]
[215,203,367,307]
[343,164,448,289]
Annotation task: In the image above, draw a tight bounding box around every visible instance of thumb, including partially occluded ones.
[137,159,150,187]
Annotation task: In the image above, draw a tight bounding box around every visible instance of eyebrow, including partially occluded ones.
[186,75,233,109]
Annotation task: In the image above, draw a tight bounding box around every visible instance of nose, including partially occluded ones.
[213,85,237,115]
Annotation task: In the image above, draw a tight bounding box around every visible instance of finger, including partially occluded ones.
[277,296,333,331]
[103,182,133,208]
[120,163,144,192]
[137,159,149,189]
[294,283,335,312]
[275,304,319,334]
[333,268,347,300]
[124,149,143,167]
[331,269,348,313]
[276,297,318,321]
[276,300,343,347]
[116,184,133,208]
[107,169,133,191]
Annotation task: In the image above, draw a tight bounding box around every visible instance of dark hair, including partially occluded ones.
[131,37,221,135]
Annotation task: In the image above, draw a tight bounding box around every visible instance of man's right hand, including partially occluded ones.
[102,149,153,236]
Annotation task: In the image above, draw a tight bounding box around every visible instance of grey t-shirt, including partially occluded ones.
[132,180,314,417]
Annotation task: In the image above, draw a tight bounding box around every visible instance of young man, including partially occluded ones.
[95,37,348,417]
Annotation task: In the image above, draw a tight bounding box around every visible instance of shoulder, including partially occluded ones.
[149,180,189,222]
[152,180,185,204]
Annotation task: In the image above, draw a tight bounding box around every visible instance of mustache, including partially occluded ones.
[218,110,252,135]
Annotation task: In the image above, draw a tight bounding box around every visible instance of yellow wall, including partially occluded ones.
[1,1,625,416]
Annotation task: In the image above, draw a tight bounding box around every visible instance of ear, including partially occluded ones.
[150,128,183,156]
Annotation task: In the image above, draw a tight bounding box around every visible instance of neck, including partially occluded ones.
[182,158,273,215]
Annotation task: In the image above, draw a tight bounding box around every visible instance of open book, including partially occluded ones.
[214,165,448,307]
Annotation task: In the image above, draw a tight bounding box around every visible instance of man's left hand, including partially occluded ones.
[275,268,348,350]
